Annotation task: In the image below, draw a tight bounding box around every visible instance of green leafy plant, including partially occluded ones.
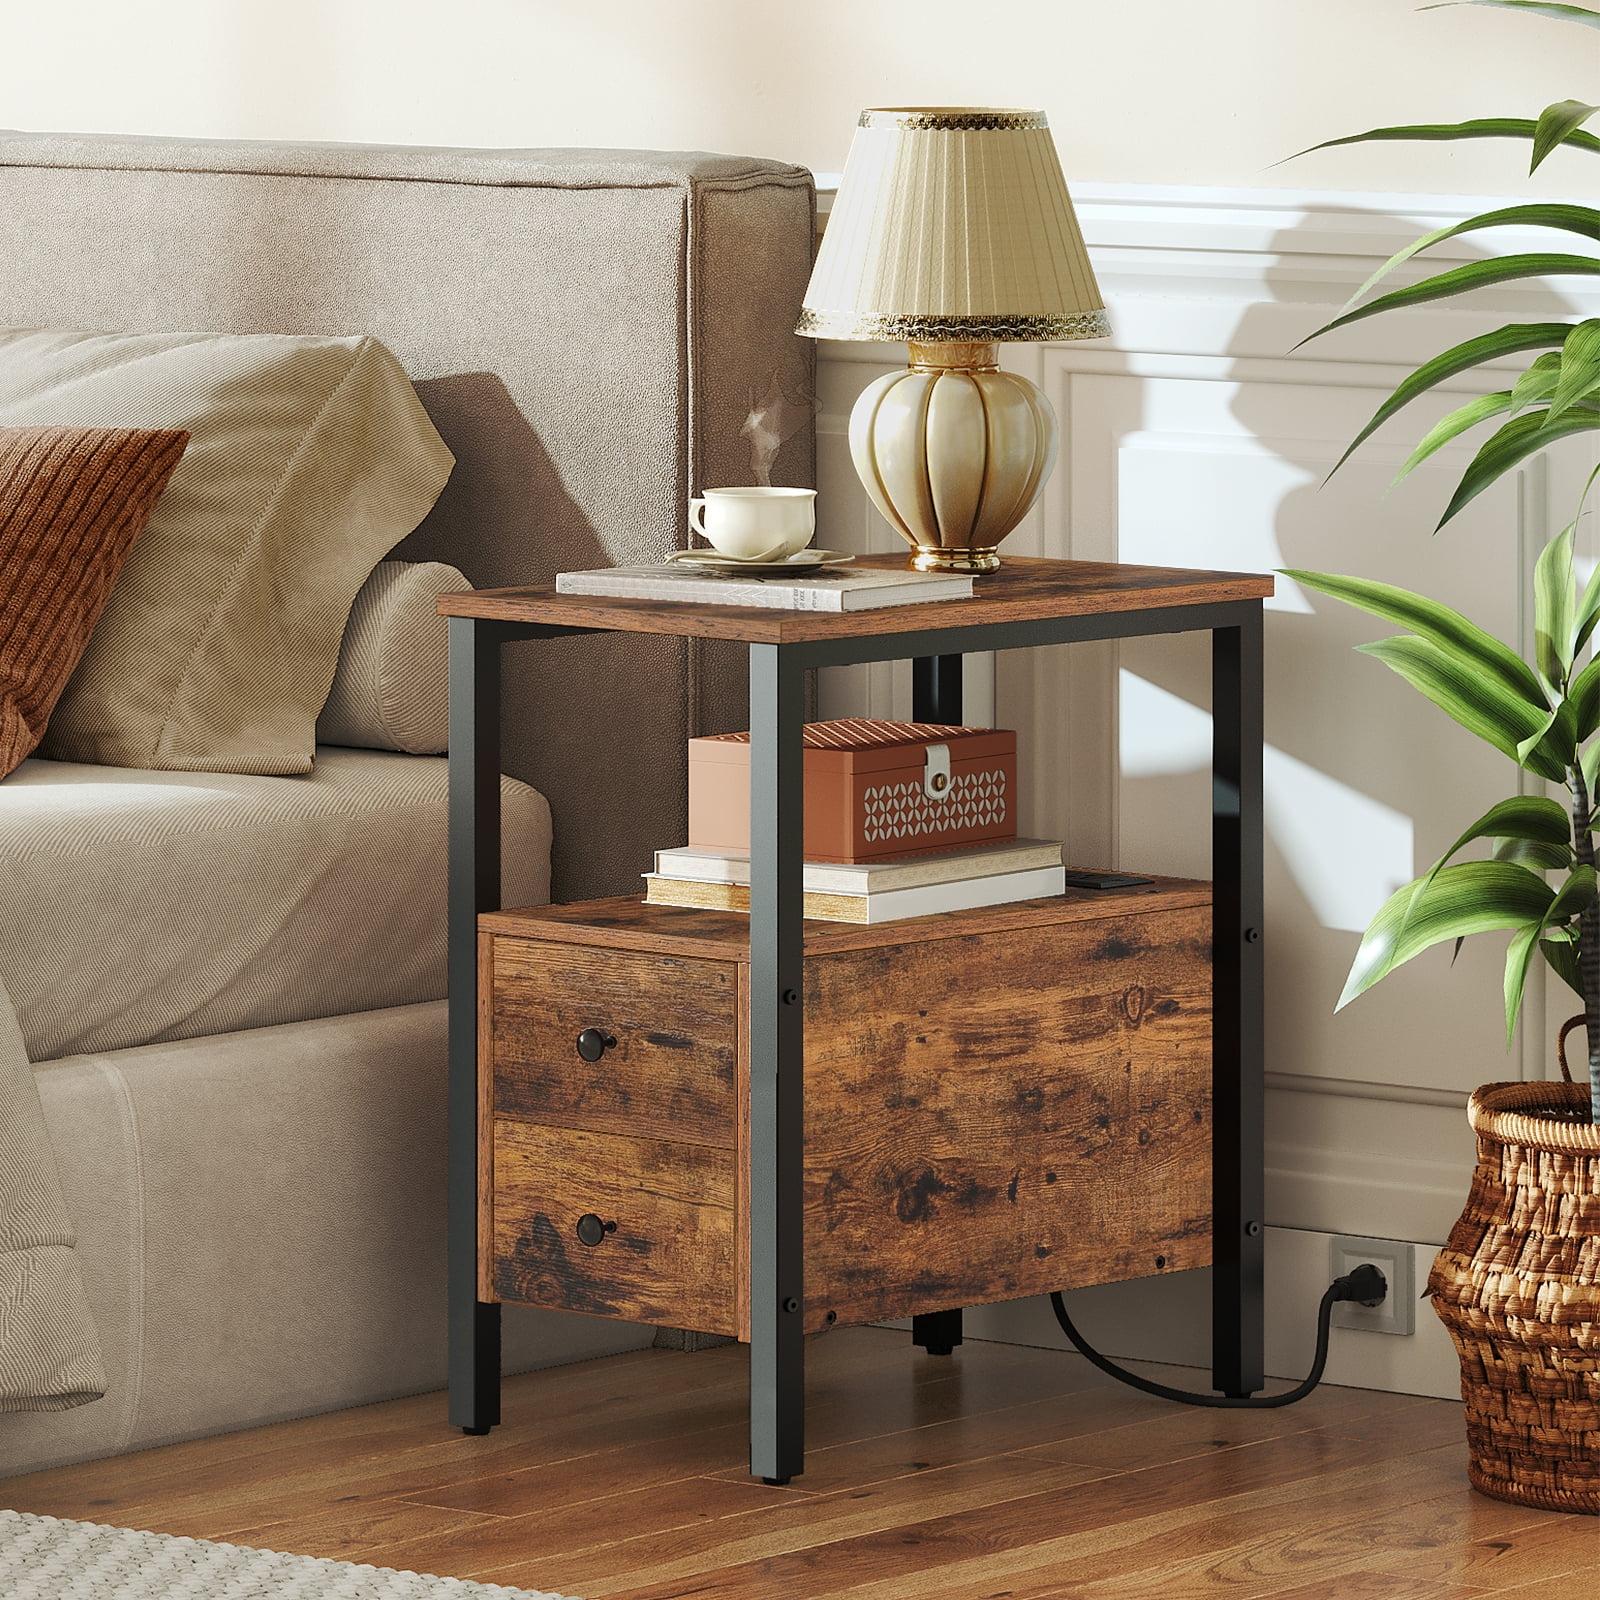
[1295,0,1600,527]
[1289,527,1600,1119]
[1284,1,1600,1117]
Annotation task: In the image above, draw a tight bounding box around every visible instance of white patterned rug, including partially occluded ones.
[0,1510,576,1599]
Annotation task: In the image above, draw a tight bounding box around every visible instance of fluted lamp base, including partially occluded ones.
[847,341,1058,573]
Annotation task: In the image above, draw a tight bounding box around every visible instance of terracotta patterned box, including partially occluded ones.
[688,718,1018,864]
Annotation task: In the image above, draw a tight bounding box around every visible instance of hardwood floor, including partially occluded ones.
[3,1329,1596,1598]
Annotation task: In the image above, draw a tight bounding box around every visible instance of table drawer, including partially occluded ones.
[489,936,737,1147]
[491,1119,737,1336]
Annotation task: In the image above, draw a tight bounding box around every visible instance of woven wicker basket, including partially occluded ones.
[1428,1020,1600,1514]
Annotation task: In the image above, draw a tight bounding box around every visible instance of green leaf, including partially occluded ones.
[1306,257,1600,345]
[1339,860,1555,1009]
[1568,653,1600,739]
[1577,460,1600,527]
[1572,483,1600,652]
[1505,922,1545,1042]
[1290,119,1600,168]
[1516,702,1564,763]
[1357,635,1571,778]
[1340,207,1600,315]
[1533,101,1600,173]
[1495,835,1574,870]
[1426,796,1574,892]
[1283,569,1548,706]
[1516,870,1600,1030]
[1510,352,1563,415]
[1437,403,1600,528]
[1584,736,1600,797]
[1395,392,1514,482]
[1550,319,1600,420]
[1422,0,1600,25]
[1326,324,1571,480]
[1548,862,1598,922]
[1543,935,1585,998]
[1534,522,1577,683]
[1574,564,1600,655]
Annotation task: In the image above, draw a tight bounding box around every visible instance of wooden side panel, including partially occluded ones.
[492,1120,737,1336]
[796,904,1214,1329]
[477,929,496,1304]
[735,961,751,1344]
[490,937,737,1148]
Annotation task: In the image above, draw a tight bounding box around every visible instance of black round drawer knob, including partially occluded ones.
[575,1028,617,1063]
[575,1213,617,1247]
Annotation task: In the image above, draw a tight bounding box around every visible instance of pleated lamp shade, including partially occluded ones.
[797,108,1109,344]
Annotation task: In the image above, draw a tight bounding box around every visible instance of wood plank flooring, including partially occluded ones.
[4,1329,1597,1598]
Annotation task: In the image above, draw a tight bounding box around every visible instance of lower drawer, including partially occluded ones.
[490,1119,737,1337]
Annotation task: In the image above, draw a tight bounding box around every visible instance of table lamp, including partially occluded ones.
[798,108,1109,573]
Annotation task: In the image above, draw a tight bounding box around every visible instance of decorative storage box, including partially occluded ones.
[688,718,1017,864]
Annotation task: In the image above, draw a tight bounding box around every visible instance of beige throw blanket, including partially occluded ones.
[0,979,103,1411]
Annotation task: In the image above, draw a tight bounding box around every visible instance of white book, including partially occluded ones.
[644,865,1068,925]
[555,563,973,612]
[652,838,1064,895]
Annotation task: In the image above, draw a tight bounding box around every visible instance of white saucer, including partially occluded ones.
[666,548,855,575]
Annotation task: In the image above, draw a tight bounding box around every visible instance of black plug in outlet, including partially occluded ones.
[1331,1262,1388,1308]
[1329,1235,1415,1335]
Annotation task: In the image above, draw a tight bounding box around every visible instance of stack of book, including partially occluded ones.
[645,837,1067,925]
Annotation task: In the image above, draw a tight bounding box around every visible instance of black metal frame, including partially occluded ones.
[447,600,1267,1480]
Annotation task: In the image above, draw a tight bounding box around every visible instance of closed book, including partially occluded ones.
[652,838,1063,895]
[643,865,1068,925]
[555,563,973,612]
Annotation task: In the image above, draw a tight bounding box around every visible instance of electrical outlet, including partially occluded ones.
[1328,1234,1415,1336]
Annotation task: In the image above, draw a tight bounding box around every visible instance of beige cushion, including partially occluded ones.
[0,749,550,1063]
[0,978,104,1412]
[318,560,467,755]
[0,329,454,776]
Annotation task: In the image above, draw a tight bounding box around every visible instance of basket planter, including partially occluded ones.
[1428,1065,1600,1515]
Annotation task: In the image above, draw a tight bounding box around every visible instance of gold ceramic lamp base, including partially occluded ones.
[847,341,1059,573]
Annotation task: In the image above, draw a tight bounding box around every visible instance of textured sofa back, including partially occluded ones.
[0,131,816,898]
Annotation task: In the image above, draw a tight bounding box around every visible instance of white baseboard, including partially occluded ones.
[888,1225,1461,1401]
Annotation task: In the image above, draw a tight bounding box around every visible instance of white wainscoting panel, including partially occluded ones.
[818,183,1600,1391]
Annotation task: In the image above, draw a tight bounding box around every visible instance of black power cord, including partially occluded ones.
[1049,1262,1389,1409]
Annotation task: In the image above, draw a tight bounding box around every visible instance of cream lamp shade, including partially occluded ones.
[798,108,1109,571]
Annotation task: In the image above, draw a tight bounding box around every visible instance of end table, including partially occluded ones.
[440,553,1271,1484]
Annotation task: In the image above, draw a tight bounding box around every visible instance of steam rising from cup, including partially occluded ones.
[741,368,813,486]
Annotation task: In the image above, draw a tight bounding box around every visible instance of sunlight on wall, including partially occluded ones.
[1119,670,1414,934]
[1118,435,1315,615]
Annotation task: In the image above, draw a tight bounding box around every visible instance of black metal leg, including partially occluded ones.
[911,1309,964,1357]
[1211,607,1266,1399]
[747,643,807,1484]
[448,616,503,1435]
[910,655,967,1358]
[911,653,964,725]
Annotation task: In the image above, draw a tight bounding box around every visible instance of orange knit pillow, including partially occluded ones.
[0,427,188,778]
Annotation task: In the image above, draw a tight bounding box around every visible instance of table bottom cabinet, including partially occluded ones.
[479,881,1214,1338]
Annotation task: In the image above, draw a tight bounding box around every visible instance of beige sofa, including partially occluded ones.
[0,132,815,1476]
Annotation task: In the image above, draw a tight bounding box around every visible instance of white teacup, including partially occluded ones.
[689,486,816,561]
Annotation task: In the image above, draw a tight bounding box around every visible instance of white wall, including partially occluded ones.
[1,0,1592,199]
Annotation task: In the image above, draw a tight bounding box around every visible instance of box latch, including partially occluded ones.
[922,742,952,801]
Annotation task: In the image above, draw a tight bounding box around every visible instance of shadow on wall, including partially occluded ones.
[401,372,606,586]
